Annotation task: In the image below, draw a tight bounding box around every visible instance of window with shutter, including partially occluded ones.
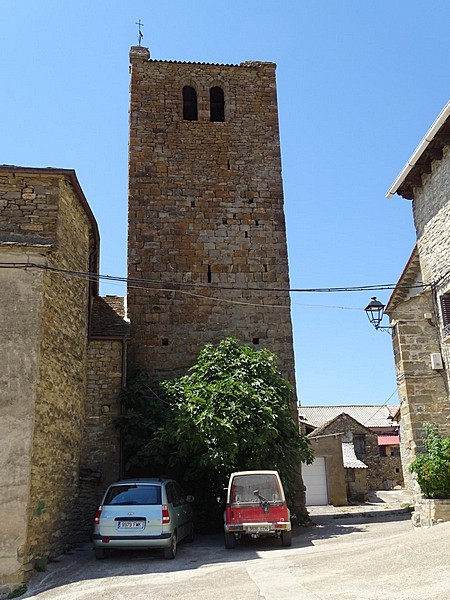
[440,294,450,339]
[440,294,450,326]
[353,434,366,456]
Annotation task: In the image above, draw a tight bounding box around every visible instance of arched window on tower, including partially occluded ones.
[183,86,198,121]
[210,86,225,122]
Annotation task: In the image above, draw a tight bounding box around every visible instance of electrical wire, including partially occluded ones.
[0,261,431,293]
[360,388,399,428]
[0,261,432,310]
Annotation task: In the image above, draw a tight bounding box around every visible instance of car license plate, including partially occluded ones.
[248,525,270,532]
[117,520,145,529]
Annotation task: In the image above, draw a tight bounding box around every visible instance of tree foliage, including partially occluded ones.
[409,423,450,499]
[116,338,314,529]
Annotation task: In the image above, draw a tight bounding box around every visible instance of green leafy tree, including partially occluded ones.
[409,423,450,499]
[115,371,172,476]
[117,338,314,530]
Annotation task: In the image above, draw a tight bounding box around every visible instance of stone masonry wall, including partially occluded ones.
[413,145,450,419]
[0,172,59,245]
[412,497,450,527]
[76,339,124,542]
[389,290,449,490]
[373,453,403,490]
[25,176,92,565]
[316,414,383,490]
[127,47,297,399]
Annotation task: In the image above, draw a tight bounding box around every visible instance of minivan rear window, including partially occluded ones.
[231,474,281,504]
[104,484,162,506]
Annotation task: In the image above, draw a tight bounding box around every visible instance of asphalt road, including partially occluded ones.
[16,509,450,600]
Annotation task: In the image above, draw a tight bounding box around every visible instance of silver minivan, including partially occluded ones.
[93,478,194,559]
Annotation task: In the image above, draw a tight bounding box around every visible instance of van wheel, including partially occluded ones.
[164,532,177,559]
[225,533,235,549]
[94,547,106,560]
[281,530,292,547]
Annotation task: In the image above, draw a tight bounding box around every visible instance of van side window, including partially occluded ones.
[183,86,198,121]
[210,86,225,122]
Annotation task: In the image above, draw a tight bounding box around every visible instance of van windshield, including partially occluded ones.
[104,484,162,506]
[230,474,281,504]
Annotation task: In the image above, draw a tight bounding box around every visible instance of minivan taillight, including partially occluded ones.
[94,507,102,525]
[162,504,170,523]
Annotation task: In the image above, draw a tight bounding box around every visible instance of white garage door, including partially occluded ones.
[303,457,328,505]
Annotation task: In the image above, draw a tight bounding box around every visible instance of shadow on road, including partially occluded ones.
[22,511,411,598]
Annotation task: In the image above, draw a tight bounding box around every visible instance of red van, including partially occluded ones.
[224,470,292,548]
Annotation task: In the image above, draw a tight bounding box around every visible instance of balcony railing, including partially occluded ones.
[443,323,450,342]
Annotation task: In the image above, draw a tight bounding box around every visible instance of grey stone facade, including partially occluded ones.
[0,168,99,585]
[386,106,450,499]
[0,169,127,588]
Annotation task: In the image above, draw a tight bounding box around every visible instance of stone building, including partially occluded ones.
[300,405,403,501]
[127,46,297,406]
[0,167,127,586]
[303,433,348,506]
[386,100,450,492]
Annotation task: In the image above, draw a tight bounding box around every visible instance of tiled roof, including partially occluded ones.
[90,296,130,338]
[310,412,375,437]
[298,406,398,429]
[342,443,368,469]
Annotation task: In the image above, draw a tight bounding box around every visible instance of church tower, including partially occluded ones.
[127,45,297,397]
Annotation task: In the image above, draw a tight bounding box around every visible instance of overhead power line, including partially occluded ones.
[0,261,430,293]
[0,261,431,310]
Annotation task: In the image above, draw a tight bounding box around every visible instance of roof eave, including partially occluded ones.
[386,100,450,199]
[0,165,100,294]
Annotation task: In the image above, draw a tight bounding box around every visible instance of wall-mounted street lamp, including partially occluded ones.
[364,297,392,333]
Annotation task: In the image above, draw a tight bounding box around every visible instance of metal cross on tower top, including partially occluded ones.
[136,20,144,46]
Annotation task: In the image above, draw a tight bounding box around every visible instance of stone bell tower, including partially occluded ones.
[127,45,297,399]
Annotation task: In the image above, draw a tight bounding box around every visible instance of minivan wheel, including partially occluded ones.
[225,532,235,549]
[164,532,177,559]
[94,547,106,560]
[281,530,292,547]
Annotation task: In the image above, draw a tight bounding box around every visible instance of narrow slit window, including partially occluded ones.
[207,265,212,283]
[210,86,225,122]
[183,86,198,121]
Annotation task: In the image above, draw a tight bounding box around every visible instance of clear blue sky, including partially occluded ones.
[2,1,448,406]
